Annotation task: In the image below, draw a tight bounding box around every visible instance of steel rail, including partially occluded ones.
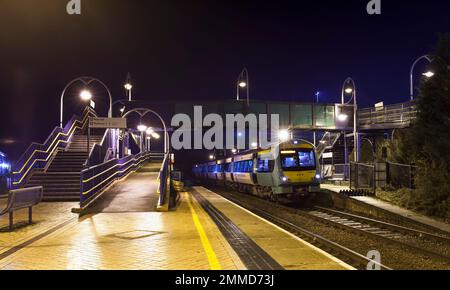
[314,206,450,244]
[215,190,391,270]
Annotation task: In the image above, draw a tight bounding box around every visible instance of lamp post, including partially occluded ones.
[122,108,170,154]
[410,55,433,101]
[137,124,148,153]
[409,54,450,101]
[341,77,359,164]
[60,76,113,128]
[236,68,250,106]
[313,91,320,146]
[125,73,133,102]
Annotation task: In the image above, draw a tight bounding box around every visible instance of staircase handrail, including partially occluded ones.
[157,153,171,209]
[79,151,152,207]
[84,128,114,167]
[11,107,97,188]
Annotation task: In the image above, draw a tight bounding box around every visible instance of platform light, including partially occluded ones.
[80,90,92,101]
[338,113,349,122]
[239,81,247,88]
[120,107,125,113]
[345,87,353,94]
[124,83,133,91]
[278,130,290,142]
[320,140,326,144]
[137,124,148,132]
[423,71,435,78]
[251,142,258,148]
[209,155,215,160]
[0,162,10,170]
[231,149,237,154]
[151,133,160,139]
[146,128,154,135]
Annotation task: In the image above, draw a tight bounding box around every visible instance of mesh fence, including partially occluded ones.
[387,162,416,189]
[350,163,375,193]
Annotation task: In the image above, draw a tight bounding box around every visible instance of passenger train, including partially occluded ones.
[193,140,322,200]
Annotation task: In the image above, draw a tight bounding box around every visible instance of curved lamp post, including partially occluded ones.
[341,77,359,164]
[410,55,433,101]
[60,76,113,128]
[237,68,250,106]
[410,54,450,101]
[122,108,170,154]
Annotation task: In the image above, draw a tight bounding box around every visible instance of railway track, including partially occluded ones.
[306,207,450,263]
[207,186,450,270]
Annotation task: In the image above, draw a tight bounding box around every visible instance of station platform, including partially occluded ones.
[321,184,450,234]
[0,165,352,269]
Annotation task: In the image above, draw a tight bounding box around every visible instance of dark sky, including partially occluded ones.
[0,0,449,159]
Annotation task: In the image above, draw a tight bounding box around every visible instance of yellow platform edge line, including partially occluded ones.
[185,192,222,270]
[196,187,356,271]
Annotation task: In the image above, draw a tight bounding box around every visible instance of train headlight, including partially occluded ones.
[281,176,288,182]
[315,174,321,180]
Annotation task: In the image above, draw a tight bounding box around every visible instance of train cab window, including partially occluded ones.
[298,150,315,168]
[281,149,316,171]
[281,154,298,169]
[225,163,232,173]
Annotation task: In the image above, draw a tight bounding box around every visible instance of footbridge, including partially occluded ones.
[10,107,174,212]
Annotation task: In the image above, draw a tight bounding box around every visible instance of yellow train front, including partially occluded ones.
[193,140,322,201]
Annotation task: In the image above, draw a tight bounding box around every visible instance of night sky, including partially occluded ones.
[0,0,449,161]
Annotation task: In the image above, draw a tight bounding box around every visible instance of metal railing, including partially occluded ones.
[386,162,416,189]
[80,151,152,207]
[350,162,376,193]
[11,107,97,189]
[316,131,341,157]
[85,128,113,167]
[157,154,171,209]
[358,101,417,129]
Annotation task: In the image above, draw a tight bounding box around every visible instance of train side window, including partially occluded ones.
[258,159,274,173]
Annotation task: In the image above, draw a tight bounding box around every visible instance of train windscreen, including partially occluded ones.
[281,149,316,171]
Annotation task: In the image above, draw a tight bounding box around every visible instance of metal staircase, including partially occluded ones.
[316,131,342,158]
[25,133,103,202]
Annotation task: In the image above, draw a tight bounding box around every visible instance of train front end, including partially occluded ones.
[275,142,321,195]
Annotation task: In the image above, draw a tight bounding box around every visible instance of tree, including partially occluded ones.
[408,34,450,217]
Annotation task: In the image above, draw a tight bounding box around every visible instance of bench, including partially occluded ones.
[0,187,43,230]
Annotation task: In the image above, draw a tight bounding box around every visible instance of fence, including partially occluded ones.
[80,152,152,206]
[350,162,375,194]
[358,101,417,128]
[386,162,416,189]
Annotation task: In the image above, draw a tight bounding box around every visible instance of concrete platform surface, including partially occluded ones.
[0,169,353,270]
[195,187,353,270]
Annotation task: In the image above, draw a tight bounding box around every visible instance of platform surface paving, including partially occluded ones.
[0,166,351,270]
[0,164,243,270]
